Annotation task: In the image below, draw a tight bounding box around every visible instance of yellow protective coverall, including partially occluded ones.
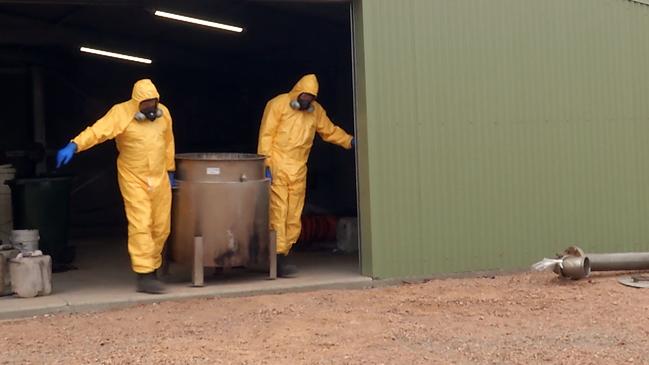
[72,79,175,273]
[258,74,353,255]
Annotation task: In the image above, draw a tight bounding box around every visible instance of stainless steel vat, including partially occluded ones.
[169,153,271,283]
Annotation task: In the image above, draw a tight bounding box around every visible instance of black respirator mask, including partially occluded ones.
[135,107,163,122]
[290,99,315,113]
[299,99,312,110]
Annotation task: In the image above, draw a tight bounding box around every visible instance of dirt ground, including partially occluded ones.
[1,272,649,365]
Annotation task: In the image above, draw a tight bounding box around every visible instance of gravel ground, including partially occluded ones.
[1,271,649,365]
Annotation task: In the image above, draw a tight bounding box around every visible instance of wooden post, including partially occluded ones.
[192,236,204,287]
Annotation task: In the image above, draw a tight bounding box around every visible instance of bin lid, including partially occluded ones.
[6,176,73,185]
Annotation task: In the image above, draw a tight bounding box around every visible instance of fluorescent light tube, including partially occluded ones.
[154,10,243,33]
[80,47,152,64]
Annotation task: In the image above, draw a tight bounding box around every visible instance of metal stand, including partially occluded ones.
[192,236,204,287]
[269,230,277,280]
[191,232,275,286]
[160,240,171,277]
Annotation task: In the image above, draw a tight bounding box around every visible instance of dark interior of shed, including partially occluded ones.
[0,0,357,270]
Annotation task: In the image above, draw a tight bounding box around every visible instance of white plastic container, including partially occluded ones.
[0,164,15,245]
[9,252,52,298]
[11,229,40,252]
[0,245,20,296]
[336,217,359,254]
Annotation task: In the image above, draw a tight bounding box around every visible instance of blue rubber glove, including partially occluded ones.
[168,172,177,188]
[56,142,77,168]
[265,167,272,183]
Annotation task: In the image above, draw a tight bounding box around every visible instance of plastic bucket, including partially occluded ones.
[7,177,74,265]
[336,217,359,253]
[11,229,40,252]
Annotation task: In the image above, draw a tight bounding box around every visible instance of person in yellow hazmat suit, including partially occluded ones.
[258,74,354,277]
[56,79,175,294]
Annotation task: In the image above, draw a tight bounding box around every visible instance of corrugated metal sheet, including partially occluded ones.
[627,0,649,7]
[355,0,649,278]
[352,0,373,276]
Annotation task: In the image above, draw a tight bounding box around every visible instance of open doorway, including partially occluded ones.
[0,0,360,297]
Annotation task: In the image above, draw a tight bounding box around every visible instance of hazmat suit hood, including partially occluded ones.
[289,74,319,100]
[131,79,160,103]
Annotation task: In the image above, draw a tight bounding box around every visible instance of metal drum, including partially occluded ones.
[170,153,271,283]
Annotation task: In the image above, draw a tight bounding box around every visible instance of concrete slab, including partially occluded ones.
[0,237,369,320]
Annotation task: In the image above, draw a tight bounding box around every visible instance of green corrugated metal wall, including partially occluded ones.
[354,0,649,278]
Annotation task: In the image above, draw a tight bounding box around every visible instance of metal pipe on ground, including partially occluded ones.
[587,252,649,272]
[551,246,649,280]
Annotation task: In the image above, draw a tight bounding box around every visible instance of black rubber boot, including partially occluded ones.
[136,272,167,294]
[154,268,166,281]
[277,254,298,278]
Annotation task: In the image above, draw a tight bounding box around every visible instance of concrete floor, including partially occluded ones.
[0,237,370,320]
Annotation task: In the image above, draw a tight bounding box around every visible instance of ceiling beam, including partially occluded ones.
[0,12,223,71]
[0,0,143,5]
[0,12,87,45]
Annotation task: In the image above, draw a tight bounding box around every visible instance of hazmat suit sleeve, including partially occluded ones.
[258,100,282,167]
[163,106,176,172]
[72,105,131,153]
[316,108,353,149]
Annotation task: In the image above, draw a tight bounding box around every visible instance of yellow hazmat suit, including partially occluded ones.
[258,74,353,255]
[72,79,175,273]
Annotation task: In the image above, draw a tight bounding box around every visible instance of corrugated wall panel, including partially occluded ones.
[352,0,373,275]
[356,0,649,278]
